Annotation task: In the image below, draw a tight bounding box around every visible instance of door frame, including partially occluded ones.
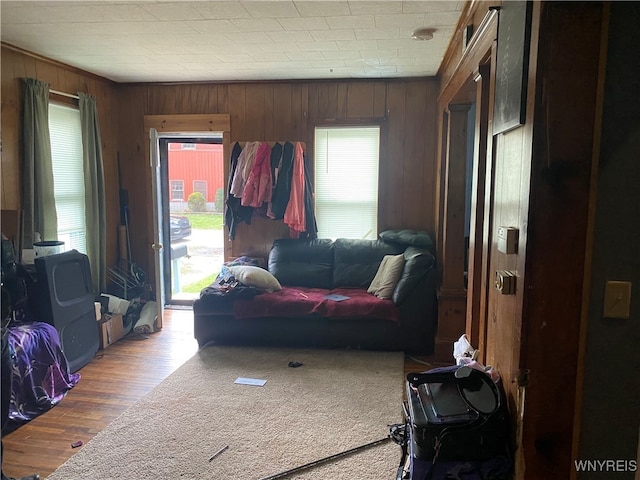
[143,114,231,323]
[157,134,224,305]
[435,9,498,363]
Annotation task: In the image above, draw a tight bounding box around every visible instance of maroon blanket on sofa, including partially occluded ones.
[232,286,400,323]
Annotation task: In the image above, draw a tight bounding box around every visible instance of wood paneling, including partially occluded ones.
[115,78,439,281]
[1,48,22,210]
[6,61,441,289]
[436,2,608,479]
[518,4,605,478]
[382,82,408,230]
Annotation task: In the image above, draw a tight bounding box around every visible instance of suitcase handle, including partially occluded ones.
[407,366,502,416]
[407,365,481,386]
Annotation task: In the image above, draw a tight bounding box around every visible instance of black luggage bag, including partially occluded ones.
[396,364,512,480]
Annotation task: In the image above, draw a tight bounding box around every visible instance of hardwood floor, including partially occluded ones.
[2,309,444,479]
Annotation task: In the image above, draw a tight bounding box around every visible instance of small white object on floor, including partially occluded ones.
[234,377,267,386]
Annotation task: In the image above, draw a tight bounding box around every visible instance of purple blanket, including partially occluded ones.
[5,321,80,432]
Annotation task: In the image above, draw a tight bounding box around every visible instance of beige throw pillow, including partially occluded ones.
[367,254,405,299]
[229,266,282,292]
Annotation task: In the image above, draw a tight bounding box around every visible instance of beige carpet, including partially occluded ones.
[47,346,405,480]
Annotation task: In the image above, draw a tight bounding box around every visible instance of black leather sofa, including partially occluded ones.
[193,231,439,354]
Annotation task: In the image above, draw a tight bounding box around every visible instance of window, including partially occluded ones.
[193,180,207,199]
[170,180,184,201]
[48,103,86,253]
[314,126,380,240]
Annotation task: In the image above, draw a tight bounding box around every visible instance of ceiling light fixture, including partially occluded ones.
[411,28,435,41]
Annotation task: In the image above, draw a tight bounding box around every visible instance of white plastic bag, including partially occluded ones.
[453,334,478,364]
[453,334,501,382]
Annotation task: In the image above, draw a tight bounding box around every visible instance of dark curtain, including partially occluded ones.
[78,93,107,293]
[21,78,57,249]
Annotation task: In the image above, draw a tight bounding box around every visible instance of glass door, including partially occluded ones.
[157,135,225,305]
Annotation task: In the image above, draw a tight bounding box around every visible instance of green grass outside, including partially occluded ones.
[182,272,219,293]
[175,212,223,293]
[183,212,224,230]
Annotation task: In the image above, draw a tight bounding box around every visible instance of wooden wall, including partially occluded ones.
[522,4,606,478]
[0,45,120,268]
[436,2,610,478]
[115,79,439,282]
[1,44,440,293]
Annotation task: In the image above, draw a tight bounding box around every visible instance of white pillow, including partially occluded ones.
[367,254,405,299]
[229,266,282,292]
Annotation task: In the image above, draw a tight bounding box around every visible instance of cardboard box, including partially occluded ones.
[98,313,125,349]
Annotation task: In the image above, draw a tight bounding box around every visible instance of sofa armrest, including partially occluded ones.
[392,247,436,305]
[396,265,439,354]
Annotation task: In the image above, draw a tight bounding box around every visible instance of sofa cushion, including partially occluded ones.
[268,238,334,289]
[232,286,400,323]
[333,238,403,288]
[229,266,282,292]
[367,254,405,299]
[392,247,436,304]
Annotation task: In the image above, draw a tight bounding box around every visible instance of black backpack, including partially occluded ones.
[394,364,512,480]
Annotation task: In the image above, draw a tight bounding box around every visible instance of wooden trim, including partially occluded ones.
[478,43,498,365]
[440,8,499,106]
[311,117,387,126]
[465,62,492,356]
[50,89,79,100]
[437,0,478,79]
[1,41,116,85]
[223,132,233,262]
[120,77,433,88]
[144,114,231,134]
[440,104,471,292]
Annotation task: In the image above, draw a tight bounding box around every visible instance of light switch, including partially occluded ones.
[603,281,632,319]
[497,227,518,254]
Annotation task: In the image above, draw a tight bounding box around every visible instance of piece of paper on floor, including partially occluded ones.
[234,377,267,386]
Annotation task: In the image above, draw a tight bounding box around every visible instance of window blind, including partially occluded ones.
[49,102,86,253]
[314,126,380,240]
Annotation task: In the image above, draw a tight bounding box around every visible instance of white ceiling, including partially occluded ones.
[0,1,465,83]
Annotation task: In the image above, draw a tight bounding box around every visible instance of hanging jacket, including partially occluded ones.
[225,142,254,240]
[230,141,259,198]
[301,150,318,239]
[270,142,294,220]
[284,142,306,237]
[266,143,283,218]
[241,142,272,208]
